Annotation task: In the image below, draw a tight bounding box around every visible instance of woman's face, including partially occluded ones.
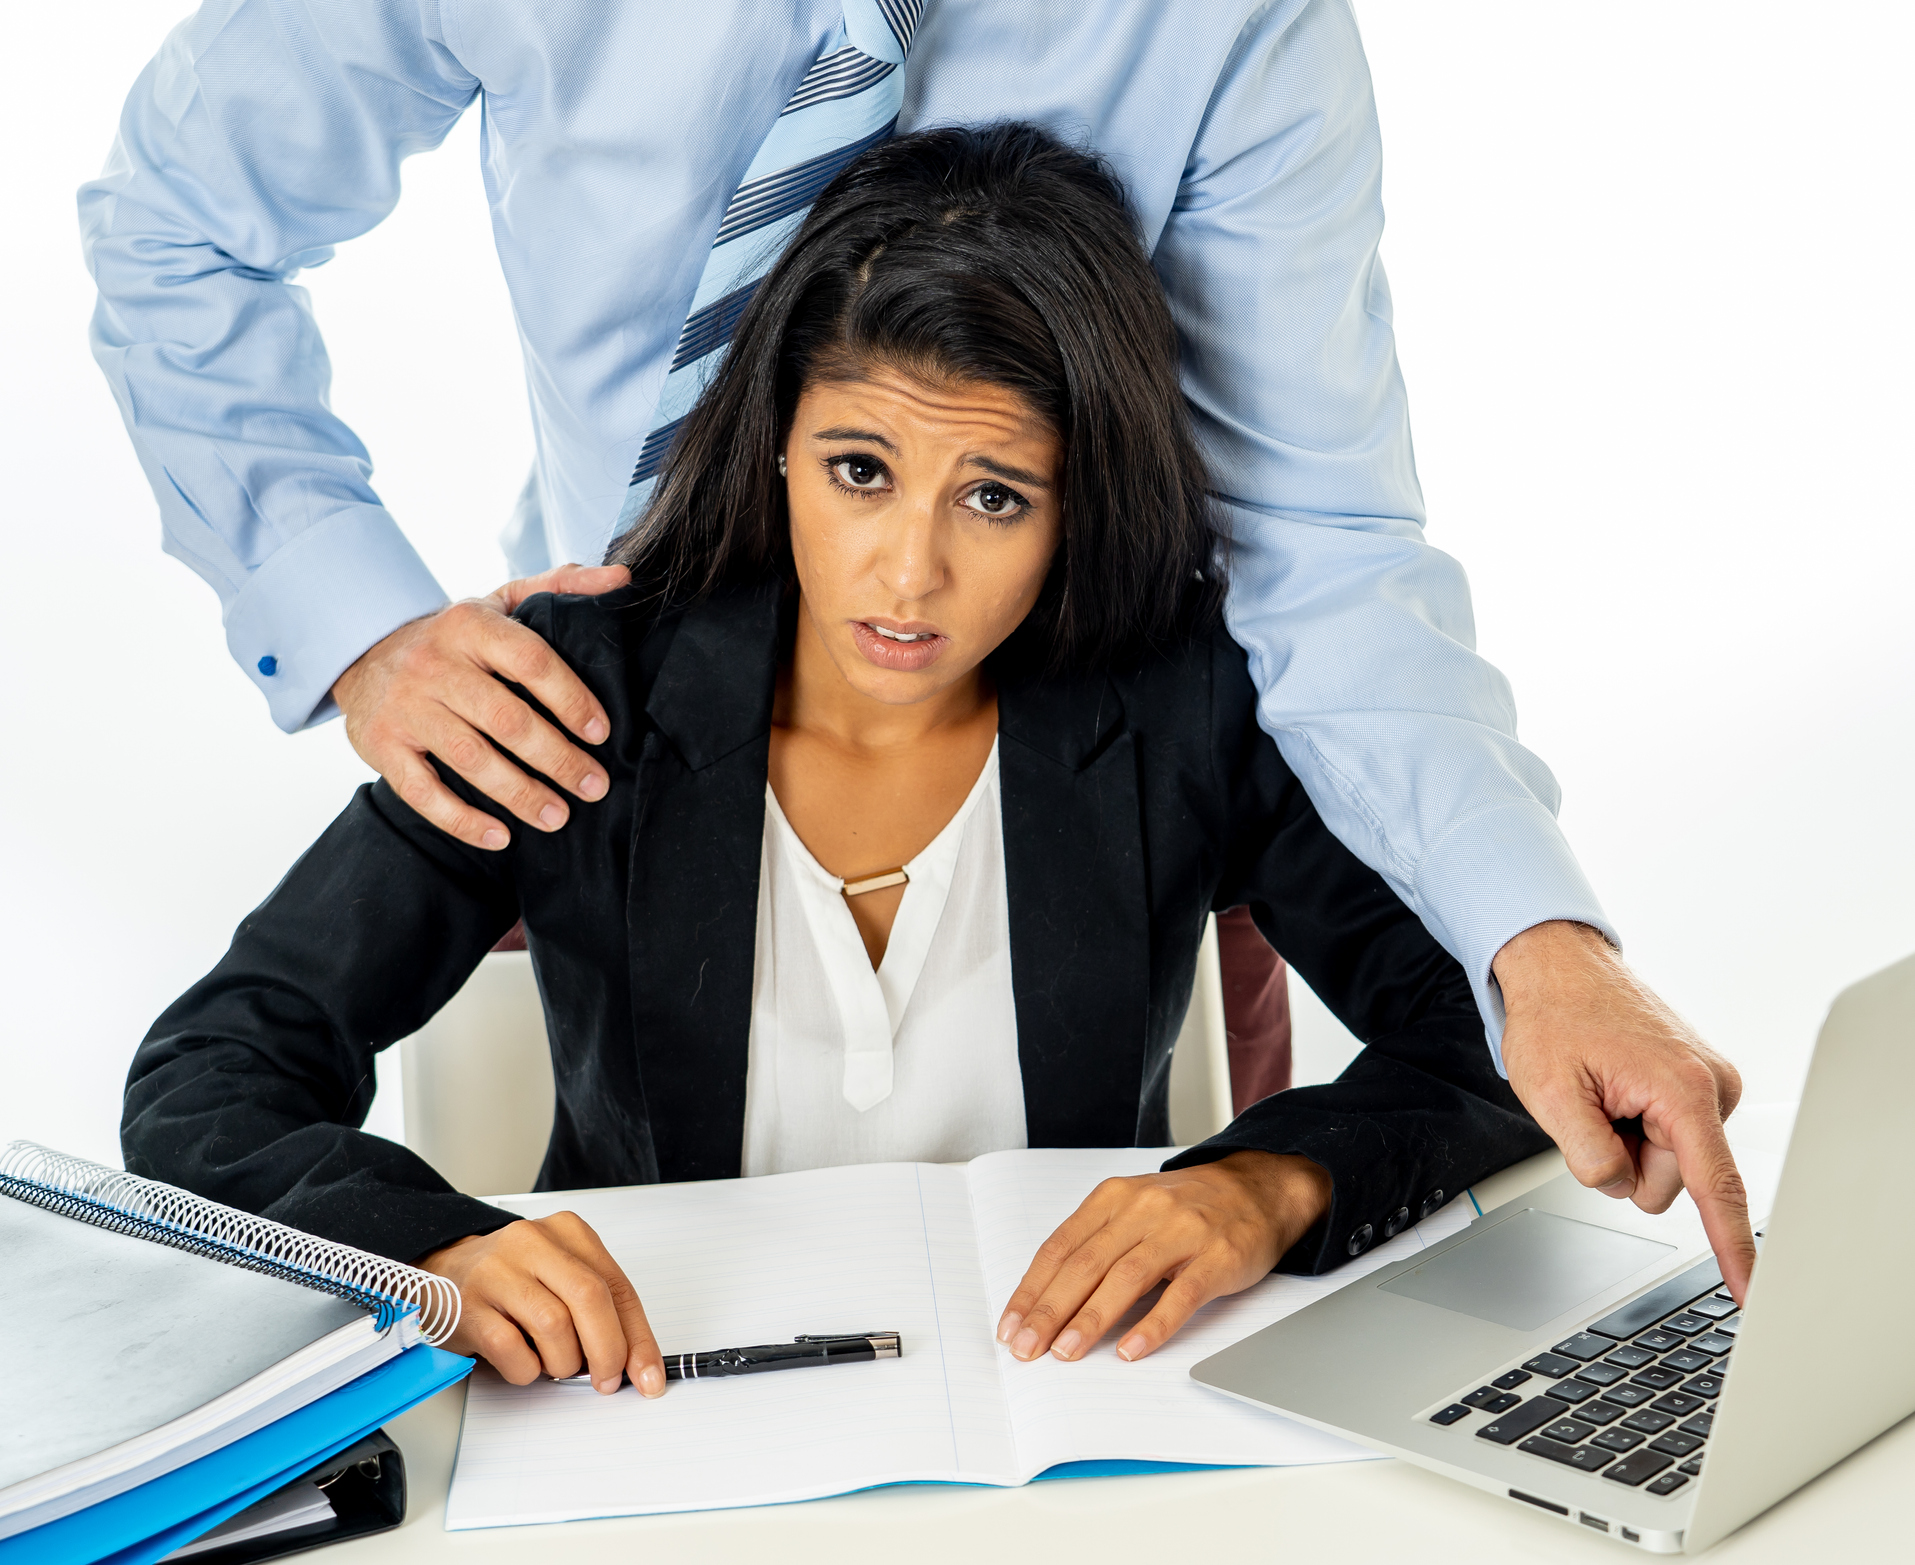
[782,364,1063,707]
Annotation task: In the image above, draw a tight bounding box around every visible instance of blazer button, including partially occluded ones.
[1383,1206,1410,1239]
[1419,1189,1446,1220]
[1346,1223,1374,1257]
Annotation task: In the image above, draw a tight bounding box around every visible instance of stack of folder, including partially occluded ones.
[0,1142,474,1565]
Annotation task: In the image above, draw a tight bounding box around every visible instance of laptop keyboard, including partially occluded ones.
[1426,1257,1738,1499]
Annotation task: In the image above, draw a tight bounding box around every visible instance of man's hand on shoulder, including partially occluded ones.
[1496,920,1756,1302]
[333,562,630,850]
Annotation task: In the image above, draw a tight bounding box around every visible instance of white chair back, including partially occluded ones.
[400,951,555,1198]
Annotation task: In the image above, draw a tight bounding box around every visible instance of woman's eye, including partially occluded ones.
[831,456,889,490]
[962,482,1028,520]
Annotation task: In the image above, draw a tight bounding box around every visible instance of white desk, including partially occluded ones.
[341,1132,1912,1562]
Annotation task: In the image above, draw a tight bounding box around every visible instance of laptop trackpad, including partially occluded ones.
[1379,1209,1675,1331]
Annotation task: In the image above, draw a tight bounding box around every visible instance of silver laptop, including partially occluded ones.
[1191,951,1915,1554]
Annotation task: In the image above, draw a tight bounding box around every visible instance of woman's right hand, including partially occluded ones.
[418,1213,666,1396]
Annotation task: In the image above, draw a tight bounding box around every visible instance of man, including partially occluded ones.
[80,0,1752,1292]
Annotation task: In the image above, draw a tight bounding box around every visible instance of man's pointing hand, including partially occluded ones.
[1497,920,1756,1302]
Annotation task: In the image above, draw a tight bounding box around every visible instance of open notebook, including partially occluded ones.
[447,1146,1475,1528]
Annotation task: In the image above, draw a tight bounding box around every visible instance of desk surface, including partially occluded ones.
[344,1133,1911,1562]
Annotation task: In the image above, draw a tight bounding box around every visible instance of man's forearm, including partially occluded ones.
[1222,512,1618,1064]
[81,0,475,727]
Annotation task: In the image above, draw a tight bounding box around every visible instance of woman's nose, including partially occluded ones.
[874,498,947,600]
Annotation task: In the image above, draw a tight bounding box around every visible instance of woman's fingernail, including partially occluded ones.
[584,718,609,744]
[539,804,566,830]
[996,1312,1022,1345]
[481,828,509,850]
[1011,1327,1040,1360]
[595,1376,621,1395]
[579,772,607,800]
[1116,1334,1148,1362]
[638,1364,665,1398]
[1600,1178,1636,1198]
[1051,1330,1082,1361]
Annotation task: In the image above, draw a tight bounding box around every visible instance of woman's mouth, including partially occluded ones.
[851,619,948,671]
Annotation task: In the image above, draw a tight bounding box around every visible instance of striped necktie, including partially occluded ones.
[615,1,925,534]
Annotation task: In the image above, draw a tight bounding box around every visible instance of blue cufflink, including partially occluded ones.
[258,656,278,676]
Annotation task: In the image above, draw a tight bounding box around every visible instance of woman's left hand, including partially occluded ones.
[995,1151,1333,1364]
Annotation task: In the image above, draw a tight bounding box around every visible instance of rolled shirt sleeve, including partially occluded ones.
[1159,0,1618,1062]
[79,0,471,730]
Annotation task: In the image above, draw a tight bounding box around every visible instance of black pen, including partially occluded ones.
[555,1331,902,1386]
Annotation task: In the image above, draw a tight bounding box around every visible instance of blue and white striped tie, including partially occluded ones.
[616,1,925,533]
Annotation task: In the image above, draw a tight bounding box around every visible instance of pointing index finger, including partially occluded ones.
[1663,1105,1756,1303]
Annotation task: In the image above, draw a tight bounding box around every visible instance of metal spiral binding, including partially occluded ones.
[0,1141,460,1346]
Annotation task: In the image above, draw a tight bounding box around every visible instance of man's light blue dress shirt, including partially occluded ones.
[77,0,1615,1057]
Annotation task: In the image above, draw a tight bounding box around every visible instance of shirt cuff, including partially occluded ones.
[1409,798,1620,1074]
[221,506,450,733]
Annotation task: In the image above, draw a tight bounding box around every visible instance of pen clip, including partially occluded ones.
[794,1332,891,1343]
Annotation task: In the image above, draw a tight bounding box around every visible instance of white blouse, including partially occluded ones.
[740,739,1027,1177]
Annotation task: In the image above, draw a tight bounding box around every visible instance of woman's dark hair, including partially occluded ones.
[609,122,1223,666]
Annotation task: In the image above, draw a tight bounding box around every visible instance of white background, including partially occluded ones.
[1,2,1908,1165]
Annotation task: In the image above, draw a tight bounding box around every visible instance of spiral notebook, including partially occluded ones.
[0,1142,460,1543]
[447,1146,1476,1528]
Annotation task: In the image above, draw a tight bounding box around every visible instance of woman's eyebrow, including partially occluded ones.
[964,454,1051,489]
[811,425,897,450]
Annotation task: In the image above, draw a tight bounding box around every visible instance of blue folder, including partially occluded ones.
[0,1345,473,1565]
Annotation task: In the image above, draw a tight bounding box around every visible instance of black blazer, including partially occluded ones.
[123,582,1548,1272]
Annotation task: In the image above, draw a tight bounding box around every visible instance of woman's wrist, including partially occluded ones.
[1210,1149,1334,1260]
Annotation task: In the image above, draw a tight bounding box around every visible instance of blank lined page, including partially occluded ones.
[964,1147,1475,1476]
[446,1162,1016,1528]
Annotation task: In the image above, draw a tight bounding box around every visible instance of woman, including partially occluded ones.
[124,125,1547,1399]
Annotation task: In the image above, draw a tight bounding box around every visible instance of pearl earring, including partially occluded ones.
[777,454,787,477]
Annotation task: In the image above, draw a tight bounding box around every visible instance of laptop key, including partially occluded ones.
[1715,1316,1741,1337]
[1586,1258,1723,1340]
[1604,1345,1657,1369]
[1543,1417,1598,1444]
[1574,1362,1628,1386]
[1592,1427,1645,1453]
[1649,1431,1704,1458]
[1661,1349,1713,1374]
[1635,1330,1685,1353]
[1544,1379,1597,1404]
[1631,1367,1685,1391]
[1601,1383,1655,1408]
[1645,1471,1690,1497]
[1429,1403,1472,1426]
[1552,1334,1611,1361]
[1622,1409,1677,1435]
[1602,1450,1675,1487]
[1484,1393,1520,1412]
[1691,1333,1735,1356]
[1519,1435,1614,1472]
[1662,1312,1714,1335]
[1688,1295,1738,1319]
[1678,1456,1706,1476]
[1678,1413,1714,1438]
[1522,1352,1579,1379]
[1652,1392,1707,1417]
[1477,1397,1564,1445]
[1462,1386,1503,1408]
[1575,1398,1624,1425]
[1683,1375,1724,1399]
[1492,1369,1532,1390]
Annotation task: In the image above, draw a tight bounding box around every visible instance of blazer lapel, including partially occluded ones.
[625,583,782,1181]
[997,661,1156,1148]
